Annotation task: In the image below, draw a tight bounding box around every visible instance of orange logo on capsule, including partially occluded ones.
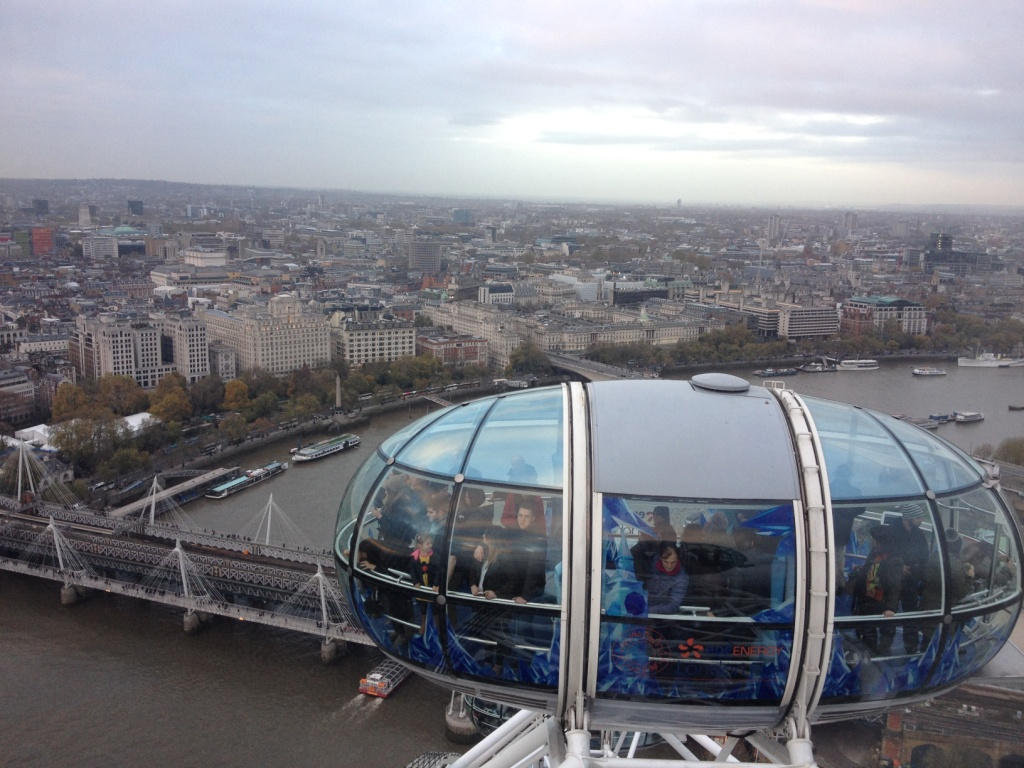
[678,638,704,659]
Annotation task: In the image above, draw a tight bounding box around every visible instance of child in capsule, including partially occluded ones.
[410,530,444,634]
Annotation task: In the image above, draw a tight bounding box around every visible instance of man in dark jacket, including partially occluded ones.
[895,503,930,653]
[848,524,903,653]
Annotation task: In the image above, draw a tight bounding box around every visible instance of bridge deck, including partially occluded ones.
[0,558,372,645]
[111,467,240,518]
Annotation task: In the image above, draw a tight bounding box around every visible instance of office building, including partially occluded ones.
[31,228,54,256]
[82,235,118,260]
[78,204,97,227]
[416,334,488,368]
[208,343,238,381]
[0,369,36,424]
[70,312,210,388]
[199,293,330,375]
[841,296,927,336]
[332,317,416,367]
[844,211,858,237]
[777,303,841,340]
[408,239,442,273]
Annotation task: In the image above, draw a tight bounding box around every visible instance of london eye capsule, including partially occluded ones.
[334,376,1022,738]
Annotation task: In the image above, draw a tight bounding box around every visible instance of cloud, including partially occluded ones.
[2,0,1022,205]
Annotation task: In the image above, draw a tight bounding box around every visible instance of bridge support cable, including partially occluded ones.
[137,539,226,610]
[16,442,36,501]
[0,443,80,509]
[126,477,199,532]
[271,564,360,639]
[239,493,314,550]
[14,517,98,587]
[145,476,162,526]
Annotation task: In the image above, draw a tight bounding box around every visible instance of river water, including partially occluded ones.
[3,365,1024,767]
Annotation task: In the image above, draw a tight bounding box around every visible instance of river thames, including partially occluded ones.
[2,363,1024,767]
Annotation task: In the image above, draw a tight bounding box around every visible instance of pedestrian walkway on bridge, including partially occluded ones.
[110,467,239,518]
[0,510,370,650]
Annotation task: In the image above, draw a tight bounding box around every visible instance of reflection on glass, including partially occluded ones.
[463,387,564,489]
[393,398,496,475]
[927,606,1017,690]
[349,474,563,687]
[936,488,1021,608]
[347,468,454,659]
[884,416,983,492]
[378,407,448,458]
[807,398,924,499]
[596,495,795,703]
[826,488,1022,704]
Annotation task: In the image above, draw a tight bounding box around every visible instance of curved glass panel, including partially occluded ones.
[826,487,1022,702]
[884,417,984,493]
[378,406,449,458]
[463,387,564,489]
[596,495,796,703]
[393,398,496,476]
[334,451,388,566]
[828,498,941,701]
[351,474,563,686]
[350,467,454,663]
[926,605,1017,691]
[445,483,562,686]
[805,397,924,500]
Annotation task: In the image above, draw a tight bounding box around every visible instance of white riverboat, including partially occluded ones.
[957,352,1024,368]
[837,359,879,371]
[912,367,946,376]
[291,433,361,463]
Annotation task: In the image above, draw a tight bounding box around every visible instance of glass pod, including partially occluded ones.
[334,376,1023,732]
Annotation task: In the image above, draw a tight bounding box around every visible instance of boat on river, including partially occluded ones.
[798,361,838,373]
[753,367,798,377]
[912,367,946,376]
[957,352,1024,368]
[1009,405,1024,412]
[205,461,288,499]
[292,433,361,463]
[954,411,984,423]
[837,359,879,371]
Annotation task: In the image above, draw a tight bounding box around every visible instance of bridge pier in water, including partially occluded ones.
[182,610,215,633]
[60,584,87,606]
[320,638,345,664]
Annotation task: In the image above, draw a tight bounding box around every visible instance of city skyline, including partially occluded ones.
[3,1,1023,208]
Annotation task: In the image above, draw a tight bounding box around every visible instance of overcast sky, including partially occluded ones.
[3,1,1022,207]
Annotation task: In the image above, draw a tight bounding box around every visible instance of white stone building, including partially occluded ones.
[199,294,329,375]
